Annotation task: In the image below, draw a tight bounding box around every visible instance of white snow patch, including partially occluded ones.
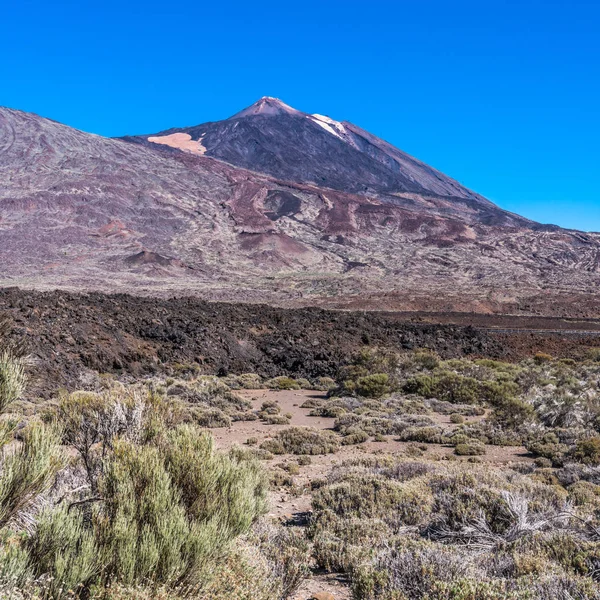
[311,118,343,139]
[312,114,340,126]
[309,114,349,141]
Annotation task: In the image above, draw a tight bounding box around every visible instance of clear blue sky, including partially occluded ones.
[1,0,599,230]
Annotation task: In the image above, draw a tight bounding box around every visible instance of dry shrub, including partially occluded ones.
[261,427,339,455]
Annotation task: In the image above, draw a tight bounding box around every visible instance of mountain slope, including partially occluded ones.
[1,101,600,316]
[140,97,526,226]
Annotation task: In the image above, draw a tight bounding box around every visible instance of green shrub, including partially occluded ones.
[0,422,64,530]
[399,426,445,444]
[261,427,339,455]
[314,377,337,391]
[312,476,430,524]
[295,378,311,389]
[534,352,553,365]
[574,436,600,465]
[0,352,26,413]
[28,426,267,595]
[263,414,290,425]
[354,374,392,398]
[454,442,486,456]
[190,407,232,428]
[235,373,264,389]
[265,377,300,390]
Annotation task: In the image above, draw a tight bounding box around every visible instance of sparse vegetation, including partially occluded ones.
[4,317,600,600]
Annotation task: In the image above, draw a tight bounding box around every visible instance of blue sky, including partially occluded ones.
[1,0,599,230]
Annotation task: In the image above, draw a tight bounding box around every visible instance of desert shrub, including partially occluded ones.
[258,400,280,416]
[295,378,312,389]
[534,352,553,365]
[399,426,445,444]
[312,475,430,525]
[265,377,300,390]
[340,428,369,445]
[355,373,392,398]
[490,396,535,431]
[309,403,348,418]
[383,461,435,482]
[190,407,232,428]
[234,373,264,389]
[0,352,65,538]
[28,425,267,595]
[567,480,600,508]
[260,439,285,455]
[249,520,311,600]
[55,390,144,491]
[269,470,294,488]
[527,432,570,466]
[263,414,290,425]
[403,372,481,404]
[454,441,486,456]
[314,377,337,391]
[404,371,519,408]
[430,399,485,416]
[280,462,300,475]
[575,436,600,465]
[0,352,26,413]
[261,427,339,455]
[351,540,468,600]
[0,422,64,530]
[258,400,290,424]
[450,413,465,424]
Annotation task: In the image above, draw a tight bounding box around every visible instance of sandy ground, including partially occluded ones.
[147,132,206,154]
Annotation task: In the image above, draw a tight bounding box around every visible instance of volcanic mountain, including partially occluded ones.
[1,97,599,316]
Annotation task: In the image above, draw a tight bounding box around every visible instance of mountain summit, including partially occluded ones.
[228,96,302,118]
[144,97,510,224]
[1,101,600,316]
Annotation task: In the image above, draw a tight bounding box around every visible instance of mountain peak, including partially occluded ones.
[228,96,302,119]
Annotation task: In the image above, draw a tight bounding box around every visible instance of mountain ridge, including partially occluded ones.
[1,100,600,316]
[140,97,507,217]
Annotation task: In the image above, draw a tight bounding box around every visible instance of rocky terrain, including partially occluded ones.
[2,288,600,397]
[2,98,600,316]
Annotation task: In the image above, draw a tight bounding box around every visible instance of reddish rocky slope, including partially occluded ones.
[1,100,600,316]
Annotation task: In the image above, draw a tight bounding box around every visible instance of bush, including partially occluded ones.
[450,413,465,424]
[0,422,64,530]
[399,426,445,444]
[265,377,300,390]
[191,407,232,428]
[454,442,486,456]
[354,374,392,398]
[314,377,337,391]
[28,425,268,595]
[261,427,340,455]
[235,373,264,389]
[575,437,600,465]
[0,352,26,413]
[534,352,553,365]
